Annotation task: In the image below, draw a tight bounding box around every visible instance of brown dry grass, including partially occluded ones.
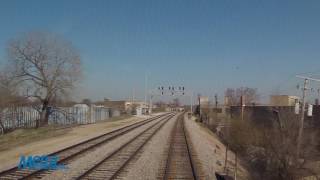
[0,126,70,152]
[0,115,132,152]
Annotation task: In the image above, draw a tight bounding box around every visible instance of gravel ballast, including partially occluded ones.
[117,113,179,180]
[14,112,251,180]
[40,114,169,180]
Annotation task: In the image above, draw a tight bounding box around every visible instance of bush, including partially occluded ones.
[224,112,318,180]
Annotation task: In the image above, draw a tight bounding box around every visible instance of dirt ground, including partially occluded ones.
[0,114,159,171]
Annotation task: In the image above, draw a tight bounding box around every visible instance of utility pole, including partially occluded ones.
[190,92,193,114]
[297,78,308,158]
[149,94,153,114]
[241,96,245,121]
[215,94,218,108]
[296,75,320,158]
[144,72,148,105]
[198,94,202,118]
[132,88,135,103]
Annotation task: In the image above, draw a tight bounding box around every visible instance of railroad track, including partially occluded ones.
[163,114,198,180]
[75,113,176,180]
[0,113,172,180]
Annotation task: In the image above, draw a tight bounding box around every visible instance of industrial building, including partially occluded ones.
[270,95,299,106]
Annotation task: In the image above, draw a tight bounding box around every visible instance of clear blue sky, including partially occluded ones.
[1,0,320,103]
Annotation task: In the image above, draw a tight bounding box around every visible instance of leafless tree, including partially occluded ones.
[0,67,20,133]
[6,32,82,128]
[225,110,319,179]
[81,98,92,106]
[172,98,180,107]
[236,87,259,105]
[225,88,238,105]
[225,87,259,105]
[154,101,165,108]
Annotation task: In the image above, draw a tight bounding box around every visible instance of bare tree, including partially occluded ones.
[225,87,259,105]
[154,101,165,108]
[0,67,20,133]
[225,88,238,105]
[6,32,82,128]
[236,87,259,105]
[81,98,92,106]
[172,98,180,107]
[225,110,318,179]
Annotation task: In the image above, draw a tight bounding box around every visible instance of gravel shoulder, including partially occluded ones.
[184,114,249,180]
[0,113,163,171]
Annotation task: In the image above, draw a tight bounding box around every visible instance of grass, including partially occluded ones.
[0,115,133,152]
[93,114,133,125]
[0,126,70,152]
[105,114,133,122]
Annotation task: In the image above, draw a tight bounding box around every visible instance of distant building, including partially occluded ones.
[126,101,149,115]
[102,100,127,112]
[270,95,299,106]
[98,99,149,114]
[199,96,209,107]
[224,96,231,106]
[73,104,90,109]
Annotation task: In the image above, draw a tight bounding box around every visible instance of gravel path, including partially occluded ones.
[184,114,249,180]
[116,113,179,180]
[39,114,169,180]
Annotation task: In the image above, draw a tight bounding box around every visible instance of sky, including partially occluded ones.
[0,0,320,104]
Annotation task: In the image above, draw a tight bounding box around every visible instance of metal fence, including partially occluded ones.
[1,106,39,129]
[0,105,121,132]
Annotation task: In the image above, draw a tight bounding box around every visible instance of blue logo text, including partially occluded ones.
[18,155,67,170]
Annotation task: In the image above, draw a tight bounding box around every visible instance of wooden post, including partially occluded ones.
[224,144,229,174]
[234,152,238,180]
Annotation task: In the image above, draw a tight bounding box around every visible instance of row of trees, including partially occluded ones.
[0,32,82,130]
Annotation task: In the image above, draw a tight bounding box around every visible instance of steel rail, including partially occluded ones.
[75,114,175,180]
[0,113,171,180]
